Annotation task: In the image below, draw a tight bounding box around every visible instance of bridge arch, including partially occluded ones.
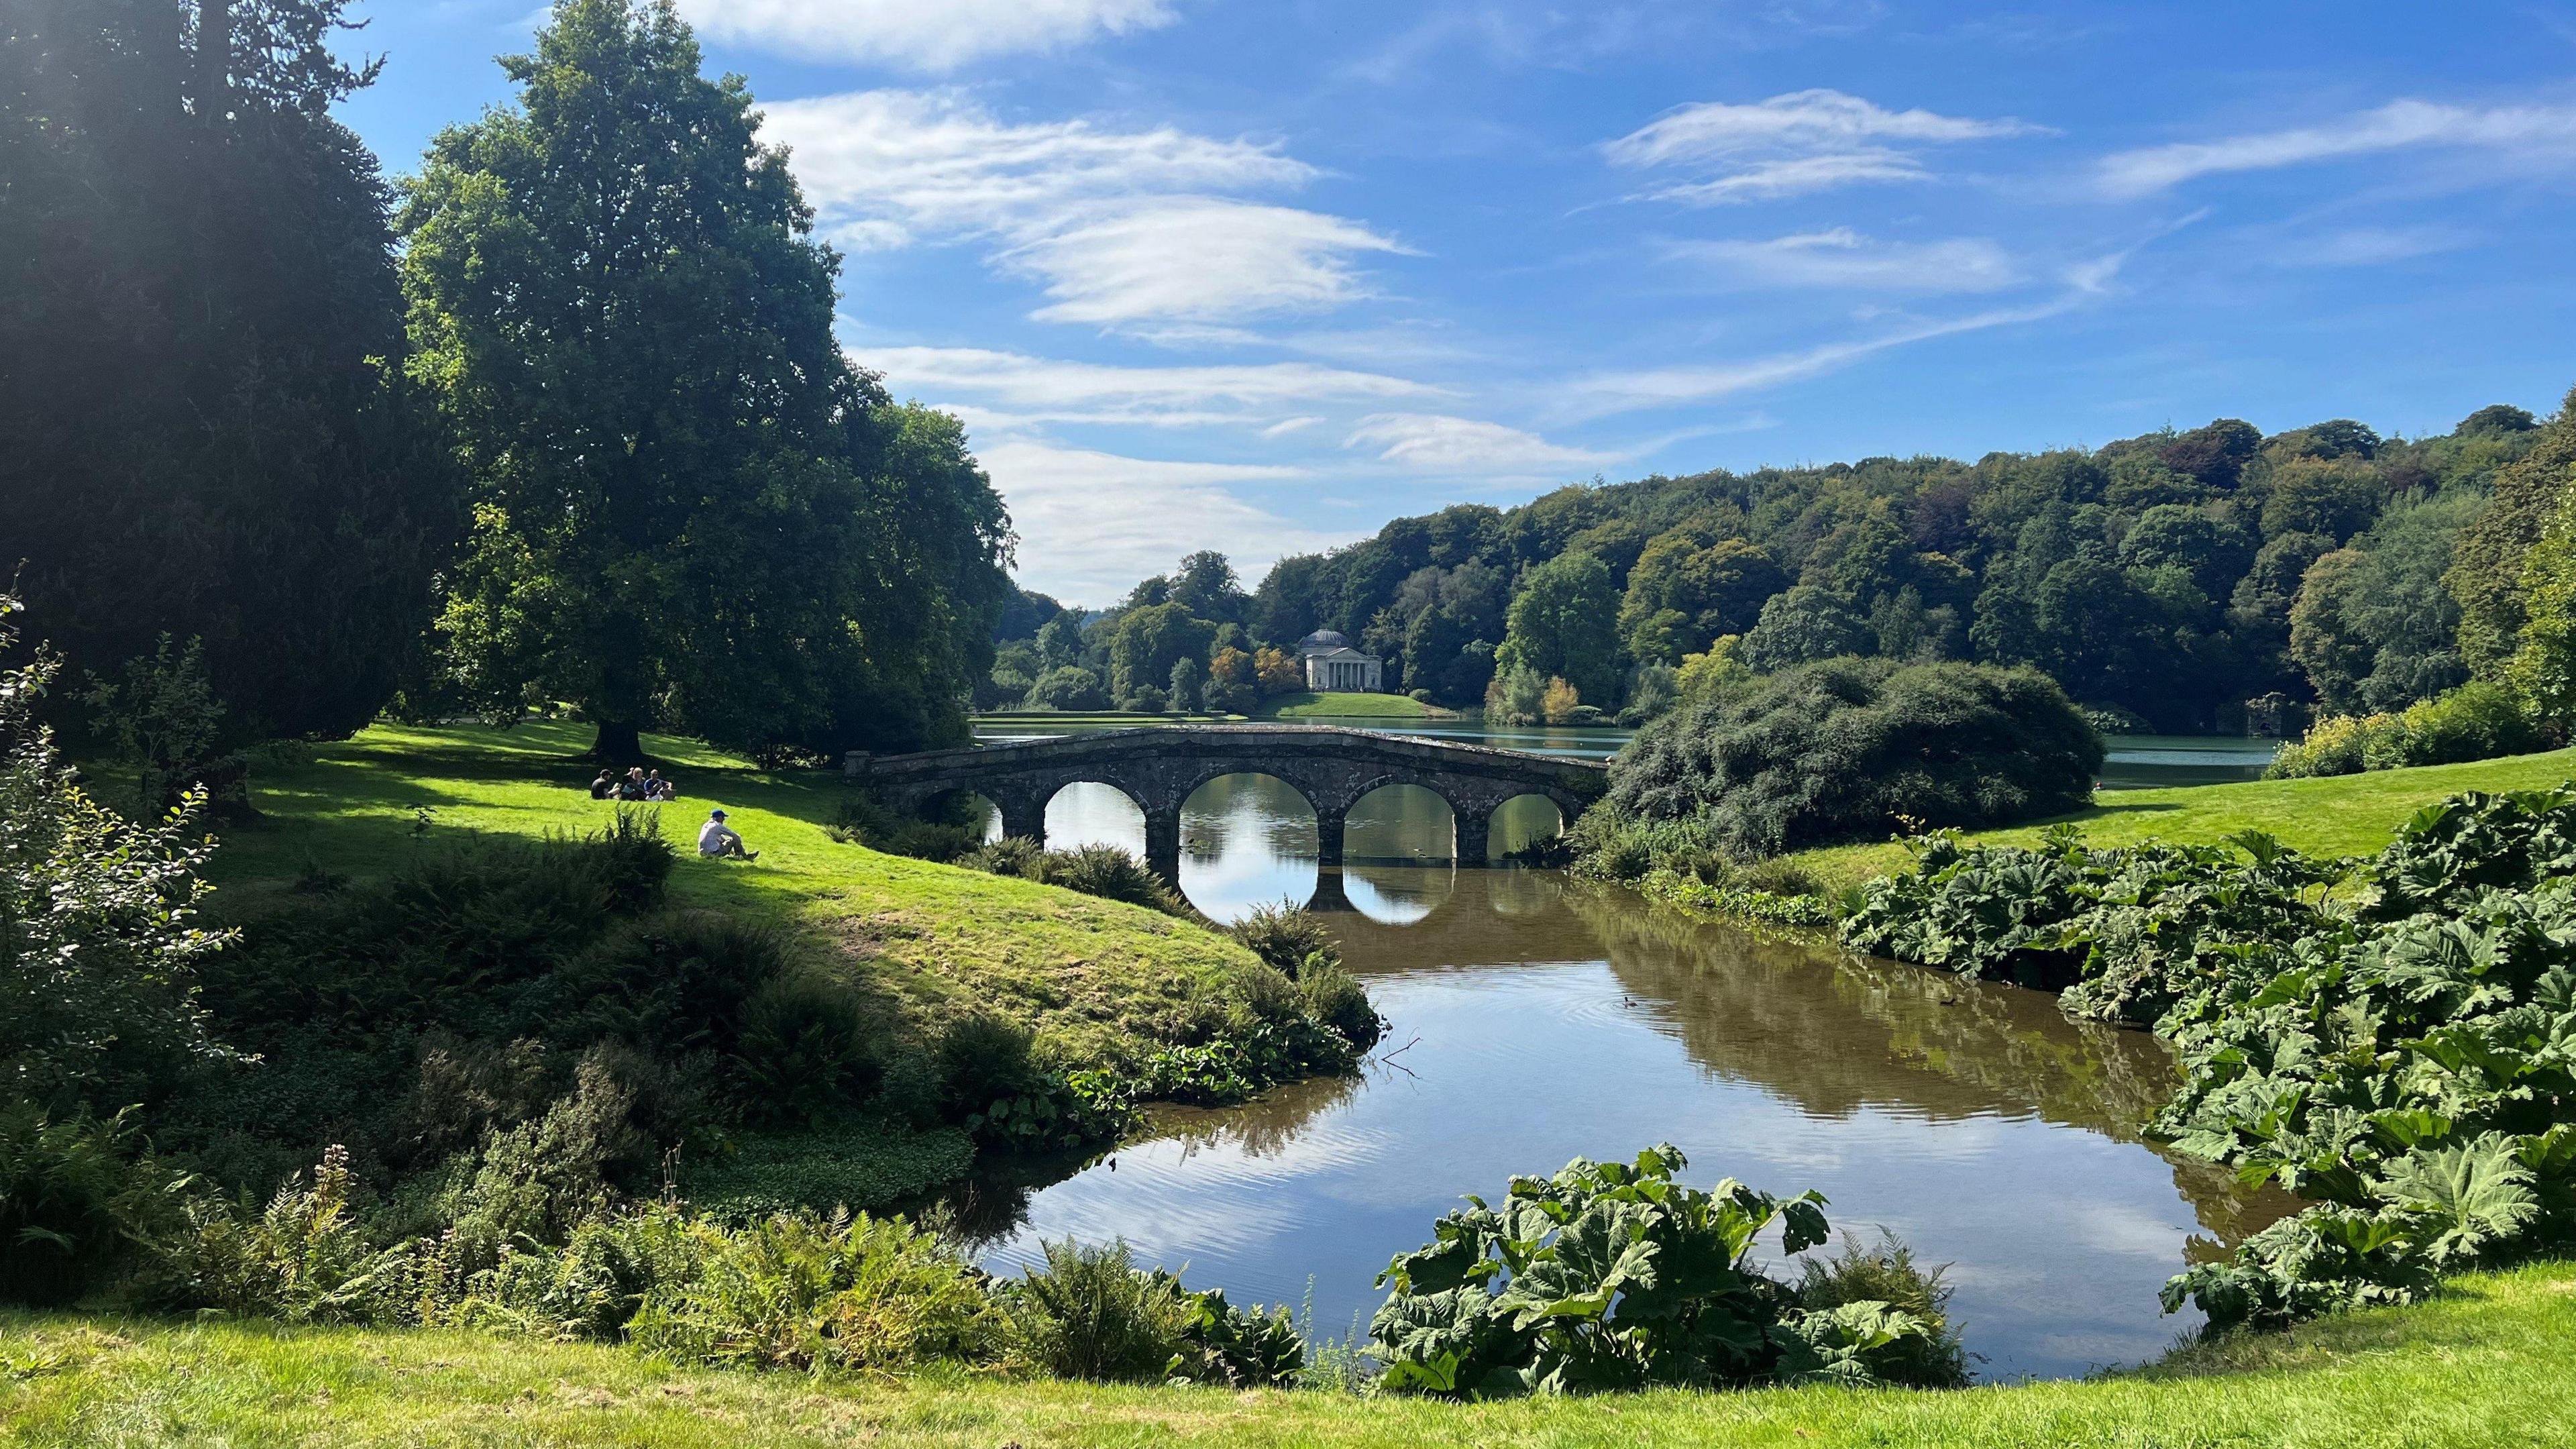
[855,724,1608,883]
[1342,780,1456,865]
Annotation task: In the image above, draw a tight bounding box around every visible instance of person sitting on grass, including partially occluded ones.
[697,808,757,861]
[588,769,616,800]
[645,769,676,800]
[619,767,648,800]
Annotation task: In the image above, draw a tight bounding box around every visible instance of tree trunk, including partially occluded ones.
[197,0,229,121]
[590,719,644,763]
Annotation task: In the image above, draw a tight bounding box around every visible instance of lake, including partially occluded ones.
[947,744,2298,1381]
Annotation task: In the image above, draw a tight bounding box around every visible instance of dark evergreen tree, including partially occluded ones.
[0,0,459,741]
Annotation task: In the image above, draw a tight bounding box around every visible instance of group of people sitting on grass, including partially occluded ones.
[588,765,678,801]
[584,764,755,860]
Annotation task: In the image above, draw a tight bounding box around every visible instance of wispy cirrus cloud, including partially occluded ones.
[1666,228,2023,292]
[1567,292,2100,419]
[2098,98,2576,196]
[1605,89,2045,204]
[763,91,1403,333]
[680,0,1182,72]
[853,345,1448,427]
[1344,413,1614,472]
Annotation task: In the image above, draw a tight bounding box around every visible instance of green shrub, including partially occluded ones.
[1299,963,1385,1052]
[998,1238,1193,1382]
[1033,844,1185,914]
[958,835,1044,877]
[1368,1144,1935,1397]
[1233,901,1340,977]
[2267,682,2546,779]
[960,839,1186,915]
[731,973,882,1128]
[450,1202,708,1342]
[1794,1231,1970,1389]
[998,1238,1302,1387]
[2,591,237,1118]
[827,794,979,863]
[0,1106,183,1305]
[627,1209,1006,1374]
[934,1016,1112,1152]
[145,1144,384,1323]
[1607,658,2102,856]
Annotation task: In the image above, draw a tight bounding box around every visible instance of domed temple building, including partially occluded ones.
[1295,629,1383,692]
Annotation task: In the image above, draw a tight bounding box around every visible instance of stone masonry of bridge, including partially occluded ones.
[846,725,1609,881]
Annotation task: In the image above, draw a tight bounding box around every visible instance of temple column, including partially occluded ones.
[1143,805,1183,885]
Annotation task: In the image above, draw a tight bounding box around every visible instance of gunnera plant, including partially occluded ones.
[1794,1230,1970,1388]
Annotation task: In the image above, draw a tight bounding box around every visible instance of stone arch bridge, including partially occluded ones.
[847,725,1608,881]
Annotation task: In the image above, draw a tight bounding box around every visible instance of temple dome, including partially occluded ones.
[1297,629,1352,654]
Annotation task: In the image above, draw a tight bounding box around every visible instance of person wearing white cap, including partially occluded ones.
[697,808,757,860]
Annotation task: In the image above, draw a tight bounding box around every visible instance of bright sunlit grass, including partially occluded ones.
[1790,746,2576,888]
[207,720,1259,1067]
[5,1260,2570,1447]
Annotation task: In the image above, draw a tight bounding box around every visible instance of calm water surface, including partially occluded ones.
[955,764,2296,1381]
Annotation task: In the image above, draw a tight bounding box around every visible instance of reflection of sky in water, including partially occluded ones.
[945,723,2296,1379]
[981,959,2250,1381]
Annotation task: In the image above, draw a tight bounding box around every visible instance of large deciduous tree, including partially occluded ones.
[1496,551,1622,706]
[0,0,458,741]
[402,0,1008,760]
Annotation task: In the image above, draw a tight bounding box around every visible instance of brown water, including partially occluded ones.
[959,771,2294,1381]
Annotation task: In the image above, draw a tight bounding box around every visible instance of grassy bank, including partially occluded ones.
[212,721,1265,1073]
[1788,745,2576,890]
[5,1259,2571,1446]
[1256,691,1456,720]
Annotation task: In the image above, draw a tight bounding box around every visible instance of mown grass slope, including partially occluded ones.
[5,1260,2571,1447]
[209,721,1263,1068]
[1790,745,2576,888]
[1256,691,1452,720]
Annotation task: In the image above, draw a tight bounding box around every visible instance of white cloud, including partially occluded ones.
[2286,225,2478,266]
[1260,416,1324,437]
[680,0,1179,72]
[763,91,1401,331]
[857,345,1442,409]
[1668,229,2022,292]
[1344,413,1614,472]
[1605,89,2042,205]
[1647,151,1927,203]
[2098,99,2576,196]
[1568,297,2085,417]
[973,439,1350,602]
[1608,89,2035,166]
[1010,199,1410,326]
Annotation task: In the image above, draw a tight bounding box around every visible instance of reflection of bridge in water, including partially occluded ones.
[851,725,1607,881]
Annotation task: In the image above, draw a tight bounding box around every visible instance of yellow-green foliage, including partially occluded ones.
[2267,682,2544,780]
[7,1260,2576,1445]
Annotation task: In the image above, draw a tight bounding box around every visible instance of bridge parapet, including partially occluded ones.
[849,725,1607,877]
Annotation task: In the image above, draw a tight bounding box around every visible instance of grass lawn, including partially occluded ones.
[5,1259,2571,1446]
[1789,746,2576,889]
[1256,691,1455,720]
[209,721,1262,1069]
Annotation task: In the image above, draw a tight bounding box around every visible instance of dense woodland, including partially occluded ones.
[1013,398,2576,737]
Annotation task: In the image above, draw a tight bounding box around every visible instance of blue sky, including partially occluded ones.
[341,1,2576,604]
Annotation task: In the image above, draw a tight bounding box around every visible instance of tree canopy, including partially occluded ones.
[402,0,1008,759]
[0,0,458,741]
